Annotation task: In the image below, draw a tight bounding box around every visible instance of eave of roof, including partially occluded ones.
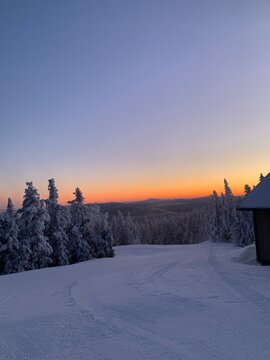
[237,172,270,210]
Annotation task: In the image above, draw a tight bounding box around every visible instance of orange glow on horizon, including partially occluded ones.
[2,170,265,209]
[55,172,262,205]
[57,183,253,205]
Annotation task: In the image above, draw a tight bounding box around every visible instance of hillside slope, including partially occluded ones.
[0,242,270,360]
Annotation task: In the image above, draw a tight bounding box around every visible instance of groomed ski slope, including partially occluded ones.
[0,242,270,360]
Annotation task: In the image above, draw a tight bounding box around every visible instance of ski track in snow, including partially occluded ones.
[0,242,270,359]
[208,245,270,321]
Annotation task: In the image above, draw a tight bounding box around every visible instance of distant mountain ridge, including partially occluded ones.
[97,197,209,217]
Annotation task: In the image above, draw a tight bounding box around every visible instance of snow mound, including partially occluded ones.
[234,244,258,265]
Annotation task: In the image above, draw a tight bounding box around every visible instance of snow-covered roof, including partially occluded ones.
[238,172,270,210]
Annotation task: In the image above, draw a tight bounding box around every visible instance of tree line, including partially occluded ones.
[111,177,259,247]
[111,208,206,246]
[0,179,114,275]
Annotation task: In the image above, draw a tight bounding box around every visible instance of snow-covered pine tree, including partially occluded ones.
[224,179,233,198]
[221,179,237,242]
[48,178,58,203]
[78,202,115,258]
[83,203,104,238]
[244,184,251,195]
[18,182,52,270]
[100,226,115,257]
[68,187,85,206]
[206,191,223,242]
[46,179,69,266]
[232,184,255,246]
[0,198,20,274]
[88,210,114,258]
[0,207,4,273]
[67,188,91,263]
[232,210,254,247]
[206,179,254,246]
[89,231,114,258]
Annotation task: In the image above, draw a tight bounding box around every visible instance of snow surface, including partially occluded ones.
[1,241,270,360]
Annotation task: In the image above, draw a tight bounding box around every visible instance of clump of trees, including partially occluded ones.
[205,179,255,246]
[111,177,258,248]
[0,180,114,275]
[111,208,207,246]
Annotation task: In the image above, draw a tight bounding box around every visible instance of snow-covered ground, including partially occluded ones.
[0,241,270,360]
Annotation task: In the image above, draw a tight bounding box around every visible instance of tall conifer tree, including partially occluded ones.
[46,179,69,266]
[18,182,52,270]
[1,198,20,274]
[68,188,91,263]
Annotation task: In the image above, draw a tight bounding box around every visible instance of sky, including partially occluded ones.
[0,0,270,207]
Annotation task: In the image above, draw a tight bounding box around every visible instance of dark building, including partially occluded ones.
[238,173,270,265]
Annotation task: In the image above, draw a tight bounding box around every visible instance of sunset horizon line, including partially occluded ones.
[0,189,248,210]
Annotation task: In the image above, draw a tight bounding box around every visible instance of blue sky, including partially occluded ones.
[1,0,270,207]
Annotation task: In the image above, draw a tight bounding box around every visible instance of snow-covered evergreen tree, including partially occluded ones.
[46,179,69,266]
[232,210,254,247]
[89,229,114,258]
[221,179,237,242]
[68,224,91,263]
[232,184,254,247]
[67,188,91,263]
[0,211,4,273]
[68,187,85,205]
[0,198,20,274]
[48,178,58,203]
[206,191,223,241]
[79,203,114,258]
[18,182,52,270]
[244,184,251,195]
